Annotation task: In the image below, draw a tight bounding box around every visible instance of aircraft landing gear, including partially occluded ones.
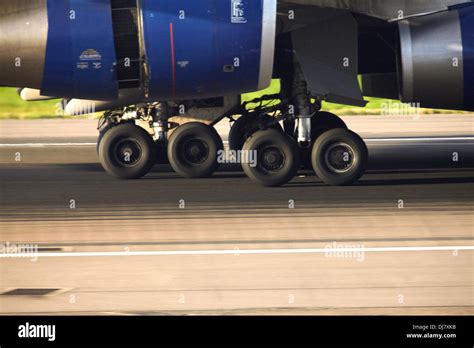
[97,103,225,180]
[232,59,368,187]
[97,90,368,186]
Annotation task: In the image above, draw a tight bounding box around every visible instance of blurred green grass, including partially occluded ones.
[0,82,467,120]
[0,87,63,119]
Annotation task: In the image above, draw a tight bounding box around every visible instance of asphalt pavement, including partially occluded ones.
[0,115,473,315]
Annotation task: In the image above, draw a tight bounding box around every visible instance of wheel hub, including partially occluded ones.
[260,146,285,171]
[113,138,142,166]
[324,142,355,173]
[182,139,209,165]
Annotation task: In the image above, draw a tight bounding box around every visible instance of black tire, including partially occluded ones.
[229,114,282,151]
[97,121,135,154]
[97,125,112,154]
[168,122,223,178]
[242,129,300,187]
[311,128,368,186]
[98,124,169,164]
[98,123,157,179]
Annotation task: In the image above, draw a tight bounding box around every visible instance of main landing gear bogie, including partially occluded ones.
[234,111,367,187]
[97,97,369,187]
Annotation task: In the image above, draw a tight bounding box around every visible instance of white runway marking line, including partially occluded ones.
[1,245,473,258]
[0,137,473,148]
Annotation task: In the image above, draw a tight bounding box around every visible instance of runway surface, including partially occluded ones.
[0,116,473,315]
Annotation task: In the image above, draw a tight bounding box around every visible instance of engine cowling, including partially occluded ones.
[0,0,277,102]
[398,6,474,111]
[142,0,277,100]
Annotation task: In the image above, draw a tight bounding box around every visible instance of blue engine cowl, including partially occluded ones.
[142,0,277,100]
[37,0,276,101]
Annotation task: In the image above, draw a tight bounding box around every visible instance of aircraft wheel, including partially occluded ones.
[168,122,223,178]
[99,123,157,179]
[229,114,282,151]
[311,128,368,186]
[98,125,168,164]
[242,129,300,187]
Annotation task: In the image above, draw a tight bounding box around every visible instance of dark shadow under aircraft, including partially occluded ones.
[1,0,473,186]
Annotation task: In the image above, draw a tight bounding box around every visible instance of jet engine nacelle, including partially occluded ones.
[141,0,276,100]
[0,0,277,102]
[398,6,474,111]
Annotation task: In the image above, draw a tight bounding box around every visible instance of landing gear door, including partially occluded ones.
[41,0,119,100]
[292,10,366,107]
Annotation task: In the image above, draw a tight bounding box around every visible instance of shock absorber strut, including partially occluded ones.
[149,102,171,142]
[282,60,320,147]
[293,64,312,146]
